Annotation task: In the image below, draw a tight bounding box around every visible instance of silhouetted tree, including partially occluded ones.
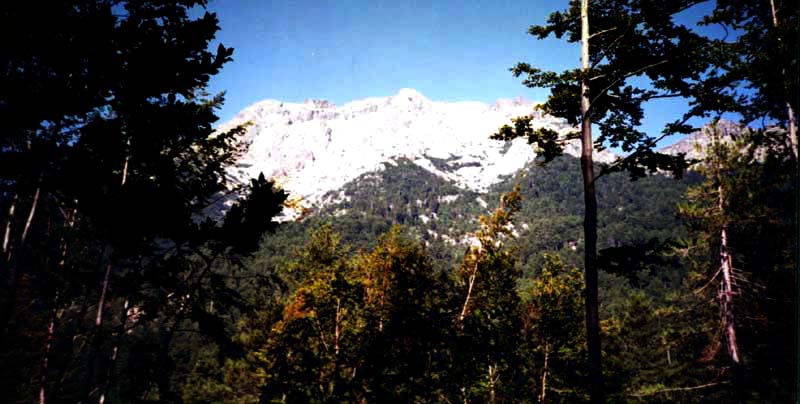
[0,2,287,402]
[492,1,708,401]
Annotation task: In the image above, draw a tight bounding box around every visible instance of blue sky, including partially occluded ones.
[204,0,719,147]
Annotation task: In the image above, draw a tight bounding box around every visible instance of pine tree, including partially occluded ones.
[522,253,585,403]
[678,122,797,400]
[454,186,526,403]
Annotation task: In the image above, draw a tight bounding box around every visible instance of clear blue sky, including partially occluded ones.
[204,0,719,146]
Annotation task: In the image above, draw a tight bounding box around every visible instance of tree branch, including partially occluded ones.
[629,381,727,397]
[592,113,693,183]
[588,59,670,109]
[588,26,617,39]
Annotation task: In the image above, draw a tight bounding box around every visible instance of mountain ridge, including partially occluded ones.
[220,89,617,214]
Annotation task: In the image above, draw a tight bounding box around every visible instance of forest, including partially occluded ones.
[0,1,797,403]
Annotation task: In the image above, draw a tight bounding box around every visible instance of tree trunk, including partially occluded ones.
[787,103,797,160]
[334,298,341,356]
[99,298,130,404]
[1,188,40,339]
[39,297,58,404]
[580,1,603,403]
[488,362,497,404]
[39,205,77,404]
[769,0,798,160]
[540,342,549,404]
[96,262,112,327]
[718,191,740,363]
[459,254,479,323]
[21,186,40,245]
[709,126,740,364]
[85,246,114,401]
[2,192,17,257]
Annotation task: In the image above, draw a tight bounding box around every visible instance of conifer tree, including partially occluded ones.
[455,186,526,403]
[677,122,797,400]
[522,254,585,403]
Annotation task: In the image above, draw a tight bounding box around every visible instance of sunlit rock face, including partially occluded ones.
[219,88,617,210]
[658,119,746,160]
[658,119,787,164]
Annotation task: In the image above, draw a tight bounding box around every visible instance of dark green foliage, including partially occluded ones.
[452,186,527,403]
[234,226,457,403]
[677,126,797,401]
[0,2,287,403]
[521,254,586,403]
[701,0,799,129]
[494,0,712,178]
[2,1,796,403]
[283,156,693,277]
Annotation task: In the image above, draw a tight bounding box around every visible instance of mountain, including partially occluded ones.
[222,89,694,273]
[658,119,746,159]
[219,89,617,213]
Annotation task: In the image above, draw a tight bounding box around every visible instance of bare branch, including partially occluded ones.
[629,381,727,397]
[588,26,618,39]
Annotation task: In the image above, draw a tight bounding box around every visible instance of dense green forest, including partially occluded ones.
[0,1,797,403]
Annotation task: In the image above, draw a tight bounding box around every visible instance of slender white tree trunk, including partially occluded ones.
[3,192,17,256]
[718,189,740,363]
[21,187,40,245]
[96,262,112,327]
[787,104,797,159]
[459,255,479,323]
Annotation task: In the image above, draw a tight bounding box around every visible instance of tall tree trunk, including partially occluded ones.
[99,298,130,404]
[20,186,40,245]
[709,125,741,364]
[786,103,797,160]
[2,192,17,257]
[1,192,18,339]
[96,261,112,327]
[718,188,740,363]
[459,254,479,323]
[540,342,549,404]
[769,0,798,160]
[39,296,58,404]
[39,206,77,404]
[580,1,603,403]
[1,188,41,339]
[85,246,114,401]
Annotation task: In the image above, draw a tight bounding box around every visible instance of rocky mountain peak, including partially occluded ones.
[220,89,617,214]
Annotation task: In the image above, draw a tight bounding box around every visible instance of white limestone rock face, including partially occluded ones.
[657,119,785,164]
[658,119,745,160]
[219,89,617,211]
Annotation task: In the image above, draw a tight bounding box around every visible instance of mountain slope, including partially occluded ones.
[220,89,616,211]
[262,155,695,277]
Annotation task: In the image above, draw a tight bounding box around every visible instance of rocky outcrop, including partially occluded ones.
[218,89,617,211]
